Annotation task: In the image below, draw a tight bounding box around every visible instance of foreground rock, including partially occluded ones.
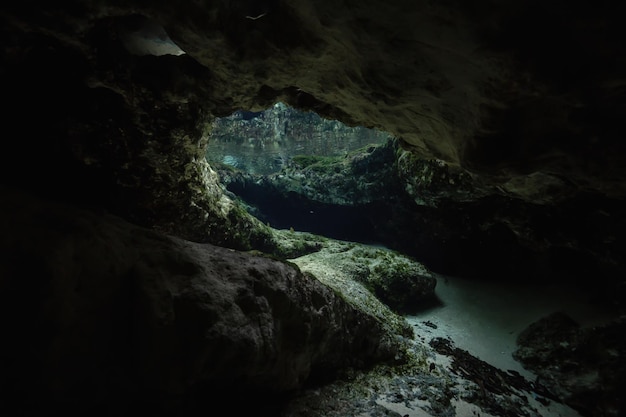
[513,312,626,417]
[282,335,581,417]
[277,231,437,314]
[0,188,409,416]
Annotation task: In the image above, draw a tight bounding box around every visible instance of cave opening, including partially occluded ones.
[206,101,390,175]
[204,100,621,417]
[206,101,395,244]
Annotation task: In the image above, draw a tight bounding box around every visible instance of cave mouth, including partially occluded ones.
[206,102,620,417]
[207,101,394,243]
[206,101,390,175]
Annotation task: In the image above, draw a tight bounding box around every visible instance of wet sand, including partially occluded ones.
[401,274,615,417]
[407,274,612,378]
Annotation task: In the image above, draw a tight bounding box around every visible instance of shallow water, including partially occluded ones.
[407,274,614,378]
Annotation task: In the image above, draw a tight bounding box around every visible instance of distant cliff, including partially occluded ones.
[206,102,390,175]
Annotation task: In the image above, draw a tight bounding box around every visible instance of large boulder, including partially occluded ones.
[0,187,409,415]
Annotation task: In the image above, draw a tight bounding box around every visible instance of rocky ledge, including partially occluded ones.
[276,230,437,314]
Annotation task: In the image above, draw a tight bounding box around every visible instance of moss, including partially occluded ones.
[290,143,387,175]
[269,229,327,259]
[211,198,277,252]
[291,154,343,173]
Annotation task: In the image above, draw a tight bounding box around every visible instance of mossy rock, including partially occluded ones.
[291,240,437,314]
[291,154,343,174]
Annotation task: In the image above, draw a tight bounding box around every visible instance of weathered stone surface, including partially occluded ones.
[276,230,419,335]
[283,233,437,314]
[283,334,581,417]
[513,312,626,417]
[136,1,626,199]
[0,187,408,415]
[0,9,275,250]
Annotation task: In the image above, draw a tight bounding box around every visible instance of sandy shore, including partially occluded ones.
[407,274,613,377]
[402,273,614,417]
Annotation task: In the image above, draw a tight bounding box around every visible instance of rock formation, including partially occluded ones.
[513,312,626,416]
[0,187,409,415]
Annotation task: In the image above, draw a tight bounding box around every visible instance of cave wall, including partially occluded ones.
[157,0,626,198]
[1,8,276,247]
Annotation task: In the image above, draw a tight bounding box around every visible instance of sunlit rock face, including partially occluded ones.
[206,102,390,175]
[290,238,438,314]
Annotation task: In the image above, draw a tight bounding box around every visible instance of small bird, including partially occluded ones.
[245,12,267,20]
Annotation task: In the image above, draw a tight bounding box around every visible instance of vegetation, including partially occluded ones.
[290,154,343,173]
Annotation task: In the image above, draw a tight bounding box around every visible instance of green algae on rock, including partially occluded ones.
[276,230,437,316]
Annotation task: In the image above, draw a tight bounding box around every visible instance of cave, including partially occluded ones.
[1,2,625,417]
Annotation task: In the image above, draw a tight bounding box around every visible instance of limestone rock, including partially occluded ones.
[282,231,437,314]
[220,139,626,305]
[0,187,408,415]
[2,1,626,301]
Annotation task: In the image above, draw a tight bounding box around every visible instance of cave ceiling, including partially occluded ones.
[2,0,626,200]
